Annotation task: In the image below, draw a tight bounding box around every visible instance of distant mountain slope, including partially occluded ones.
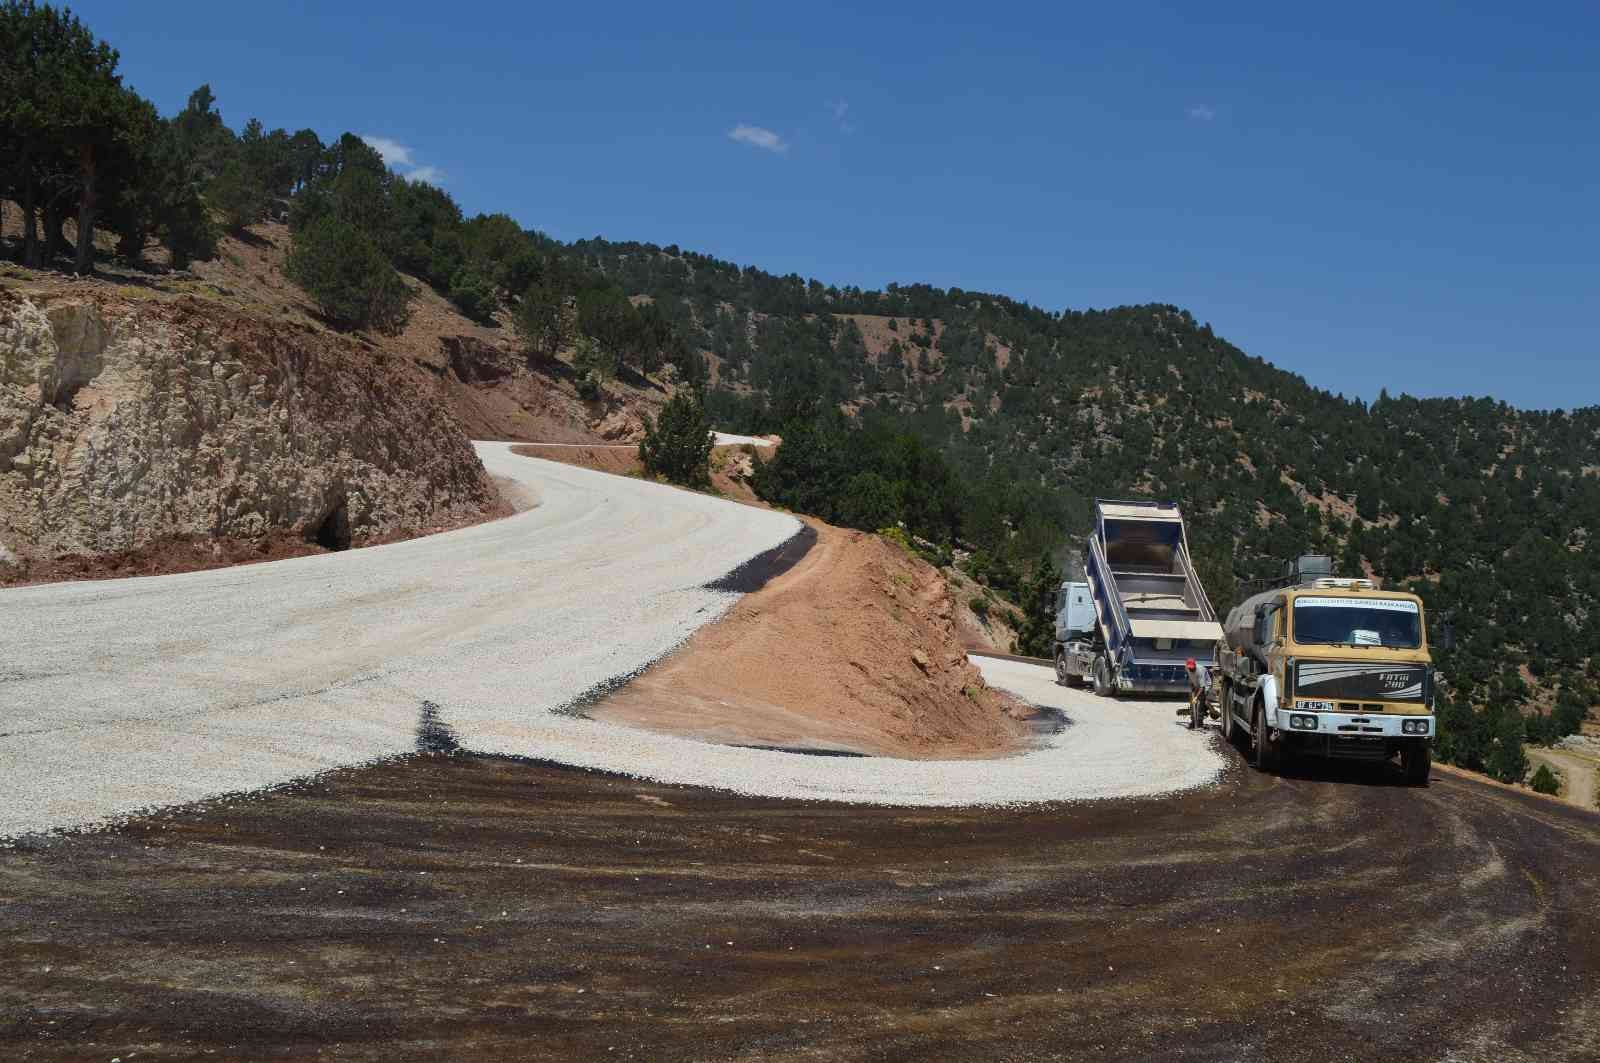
[567,236,1600,751]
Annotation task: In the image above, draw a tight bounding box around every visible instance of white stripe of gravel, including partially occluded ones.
[1,447,1222,838]
[465,656,1225,807]
[0,442,798,839]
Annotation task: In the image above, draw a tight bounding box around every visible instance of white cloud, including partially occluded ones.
[827,99,857,134]
[728,124,789,154]
[361,134,414,167]
[1187,104,1217,122]
[361,134,445,184]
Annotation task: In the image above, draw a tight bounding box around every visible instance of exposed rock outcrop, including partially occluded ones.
[0,289,498,559]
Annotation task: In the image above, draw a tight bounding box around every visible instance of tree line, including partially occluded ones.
[0,1,702,392]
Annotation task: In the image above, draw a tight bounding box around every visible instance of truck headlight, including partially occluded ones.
[1401,720,1430,735]
[1291,714,1316,730]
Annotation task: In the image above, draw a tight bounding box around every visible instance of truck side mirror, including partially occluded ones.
[1438,617,1456,652]
[1253,604,1270,647]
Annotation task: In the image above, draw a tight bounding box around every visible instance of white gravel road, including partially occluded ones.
[1,445,1221,838]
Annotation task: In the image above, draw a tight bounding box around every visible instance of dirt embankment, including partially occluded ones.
[509,440,1031,757]
[591,519,1035,758]
[173,221,675,447]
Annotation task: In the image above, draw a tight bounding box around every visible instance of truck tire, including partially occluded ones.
[1402,741,1431,786]
[1252,699,1280,774]
[1219,681,1237,745]
[1093,656,1114,697]
[1054,648,1069,686]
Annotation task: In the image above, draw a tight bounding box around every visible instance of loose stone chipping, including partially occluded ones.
[0,445,1221,839]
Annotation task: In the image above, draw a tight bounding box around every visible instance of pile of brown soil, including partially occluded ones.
[590,520,1036,759]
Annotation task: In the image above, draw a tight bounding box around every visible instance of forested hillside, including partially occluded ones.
[3,0,1594,780]
[565,238,1600,774]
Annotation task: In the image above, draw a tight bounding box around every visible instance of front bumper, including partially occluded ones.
[1269,707,1433,738]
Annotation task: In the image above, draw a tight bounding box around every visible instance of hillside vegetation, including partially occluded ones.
[568,240,1600,775]
[3,1,1594,778]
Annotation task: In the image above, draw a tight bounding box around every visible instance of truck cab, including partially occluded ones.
[1216,566,1440,782]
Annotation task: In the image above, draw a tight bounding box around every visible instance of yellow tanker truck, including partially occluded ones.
[1212,554,1449,784]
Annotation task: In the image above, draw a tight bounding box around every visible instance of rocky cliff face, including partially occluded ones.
[0,288,498,560]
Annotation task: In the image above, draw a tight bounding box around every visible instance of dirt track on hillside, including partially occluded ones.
[3,748,1596,1061]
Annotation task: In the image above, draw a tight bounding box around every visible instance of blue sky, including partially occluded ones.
[75,0,1597,410]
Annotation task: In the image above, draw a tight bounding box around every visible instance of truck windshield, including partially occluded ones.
[1292,596,1421,648]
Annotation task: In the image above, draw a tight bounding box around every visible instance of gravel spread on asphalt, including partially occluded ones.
[0,445,1222,838]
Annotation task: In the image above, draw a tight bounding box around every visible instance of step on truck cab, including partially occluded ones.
[1053,499,1224,696]
[1214,554,1446,783]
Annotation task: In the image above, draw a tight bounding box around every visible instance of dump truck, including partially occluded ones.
[1053,499,1224,696]
[1211,554,1446,783]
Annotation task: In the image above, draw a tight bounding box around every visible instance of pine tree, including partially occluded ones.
[1015,554,1061,658]
[640,389,714,488]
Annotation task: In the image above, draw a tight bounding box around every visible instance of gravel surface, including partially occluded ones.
[0,443,797,838]
[1,447,1220,838]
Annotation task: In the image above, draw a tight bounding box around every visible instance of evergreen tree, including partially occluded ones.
[640,389,714,488]
[1015,554,1061,658]
[286,214,411,334]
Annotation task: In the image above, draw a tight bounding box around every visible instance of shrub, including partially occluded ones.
[878,526,915,555]
[207,158,266,233]
[1529,763,1560,795]
[514,281,567,358]
[969,594,990,619]
[571,334,617,379]
[286,215,411,334]
[449,268,497,322]
[574,370,601,402]
[640,389,714,488]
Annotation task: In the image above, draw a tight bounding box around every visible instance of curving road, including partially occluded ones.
[0,443,799,838]
[1,446,1223,840]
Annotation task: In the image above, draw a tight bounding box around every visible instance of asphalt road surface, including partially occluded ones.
[1,741,1595,1060]
[0,443,799,837]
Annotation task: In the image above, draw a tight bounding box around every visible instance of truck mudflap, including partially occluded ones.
[1115,660,1200,694]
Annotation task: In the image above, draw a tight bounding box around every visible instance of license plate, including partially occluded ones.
[1296,700,1334,712]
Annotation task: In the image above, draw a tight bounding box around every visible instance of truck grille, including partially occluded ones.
[1327,737,1390,761]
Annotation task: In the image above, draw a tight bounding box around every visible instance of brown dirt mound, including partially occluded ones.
[590,520,1036,758]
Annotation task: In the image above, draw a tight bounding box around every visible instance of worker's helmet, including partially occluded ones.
[1185,658,1197,671]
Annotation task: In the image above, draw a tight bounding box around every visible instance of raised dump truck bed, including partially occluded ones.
[1054,499,1224,695]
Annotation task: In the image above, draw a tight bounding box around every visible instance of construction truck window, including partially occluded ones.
[1292,596,1421,649]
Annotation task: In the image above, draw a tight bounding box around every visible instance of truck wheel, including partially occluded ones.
[1401,741,1431,786]
[1252,700,1280,774]
[1093,656,1114,697]
[1054,649,1069,686]
[1219,682,1236,744]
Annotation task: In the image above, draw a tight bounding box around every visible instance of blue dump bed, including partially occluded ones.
[1086,499,1224,694]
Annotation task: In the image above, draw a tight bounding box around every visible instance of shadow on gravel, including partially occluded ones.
[1025,705,1070,737]
[1216,740,1419,788]
[415,700,460,754]
[701,525,817,593]
[732,744,869,758]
